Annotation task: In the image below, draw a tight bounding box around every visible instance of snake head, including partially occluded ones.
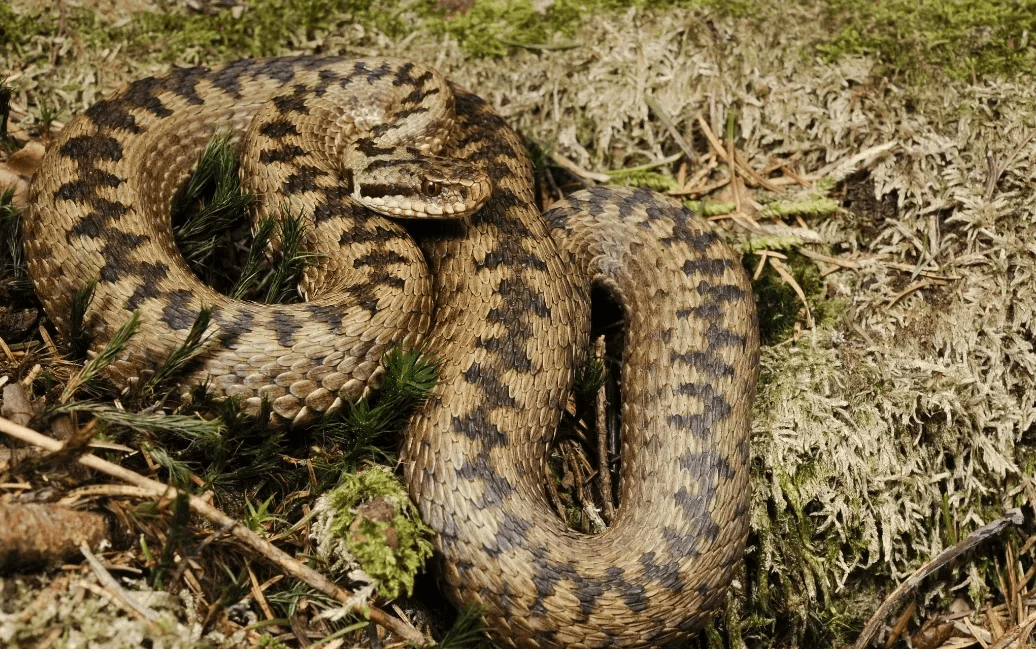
[352,154,492,219]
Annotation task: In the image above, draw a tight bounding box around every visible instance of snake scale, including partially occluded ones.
[23,56,759,648]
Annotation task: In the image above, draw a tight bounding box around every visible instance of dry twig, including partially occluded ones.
[593,336,614,523]
[853,509,1025,649]
[0,414,428,645]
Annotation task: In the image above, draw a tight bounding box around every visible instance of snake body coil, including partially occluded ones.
[24,57,759,648]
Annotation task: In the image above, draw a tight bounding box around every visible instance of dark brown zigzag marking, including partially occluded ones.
[311,68,345,96]
[272,312,302,347]
[706,323,747,347]
[272,87,311,115]
[473,334,532,373]
[210,58,284,98]
[118,76,176,117]
[669,350,734,377]
[305,304,343,334]
[55,169,121,202]
[672,487,722,541]
[259,120,299,139]
[357,60,392,83]
[282,165,328,194]
[337,223,404,246]
[461,362,517,407]
[351,250,408,268]
[310,188,360,223]
[83,99,142,133]
[390,61,417,86]
[529,549,657,620]
[160,289,196,331]
[696,282,745,302]
[400,85,438,107]
[669,384,732,438]
[84,68,207,131]
[662,213,719,250]
[259,144,306,164]
[469,189,535,235]
[95,230,152,281]
[69,200,128,240]
[58,134,123,162]
[483,514,534,559]
[682,258,733,276]
[450,406,509,448]
[340,269,405,313]
[212,308,254,348]
[454,459,516,510]
[639,551,684,591]
[355,138,395,157]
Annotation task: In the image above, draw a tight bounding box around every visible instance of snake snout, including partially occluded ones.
[355,157,492,219]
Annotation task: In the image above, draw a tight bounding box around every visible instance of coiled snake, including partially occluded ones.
[23,56,759,648]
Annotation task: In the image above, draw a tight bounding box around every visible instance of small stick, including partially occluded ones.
[644,97,696,164]
[80,540,165,628]
[547,151,611,183]
[733,148,783,192]
[852,509,1024,649]
[795,248,862,270]
[768,257,814,329]
[726,118,741,216]
[888,279,938,308]
[0,415,427,645]
[884,599,915,649]
[594,336,615,523]
[987,613,1036,649]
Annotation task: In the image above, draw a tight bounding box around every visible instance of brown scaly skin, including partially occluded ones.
[24,57,488,425]
[23,57,759,648]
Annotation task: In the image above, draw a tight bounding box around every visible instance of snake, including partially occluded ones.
[23,56,760,648]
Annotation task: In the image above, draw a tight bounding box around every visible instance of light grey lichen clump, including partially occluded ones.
[0,577,244,648]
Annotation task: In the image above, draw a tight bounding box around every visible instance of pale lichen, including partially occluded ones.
[2,0,1034,646]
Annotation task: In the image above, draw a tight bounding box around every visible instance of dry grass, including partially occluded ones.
[1,1,1034,647]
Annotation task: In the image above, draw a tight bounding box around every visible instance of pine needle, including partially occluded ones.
[229,215,277,300]
[44,401,224,439]
[261,208,312,305]
[319,346,438,468]
[60,310,140,402]
[141,307,214,397]
[172,132,253,273]
[68,280,97,359]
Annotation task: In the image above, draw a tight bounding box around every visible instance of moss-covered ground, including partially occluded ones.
[1,0,1035,647]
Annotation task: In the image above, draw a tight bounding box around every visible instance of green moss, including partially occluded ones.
[2,0,762,71]
[686,200,737,217]
[608,169,679,191]
[744,459,866,646]
[0,187,23,274]
[421,0,586,57]
[816,0,1036,80]
[321,468,435,600]
[4,0,414,66]
[1,5,121,59]
[256,636,289,649]
[757,196,839,219]
[743,251,830,345]
[0,3,48,55]
[421,0,757,58]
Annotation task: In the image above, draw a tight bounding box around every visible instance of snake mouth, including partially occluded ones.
[357,173,492,219]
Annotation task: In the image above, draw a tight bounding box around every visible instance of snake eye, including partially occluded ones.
[422,180,441,197]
